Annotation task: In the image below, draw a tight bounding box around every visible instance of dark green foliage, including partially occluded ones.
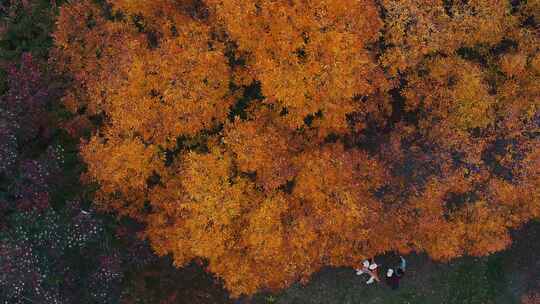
[121,260,232,304]
[0,1,64,61]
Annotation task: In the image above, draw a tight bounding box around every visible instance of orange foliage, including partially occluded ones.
[81,133,165,220]
[52,0,140,115]
[223,107,300,191]
[404,56,495,131]
[380,0,516,74]
[53,0,540,297]
[206,0,393,135]
[408,171,508,260]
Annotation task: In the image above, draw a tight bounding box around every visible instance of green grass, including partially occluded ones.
[248,240,539,304]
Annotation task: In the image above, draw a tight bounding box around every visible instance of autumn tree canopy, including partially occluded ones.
[52,0,540,297]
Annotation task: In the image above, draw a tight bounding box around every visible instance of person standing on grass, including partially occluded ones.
[386,256,406,290]
[355,259,380,284]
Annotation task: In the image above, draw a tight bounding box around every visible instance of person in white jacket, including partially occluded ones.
[355,259,380,284]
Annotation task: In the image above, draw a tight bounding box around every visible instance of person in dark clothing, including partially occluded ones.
[385,256,406,290]
[385,269,400,289]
